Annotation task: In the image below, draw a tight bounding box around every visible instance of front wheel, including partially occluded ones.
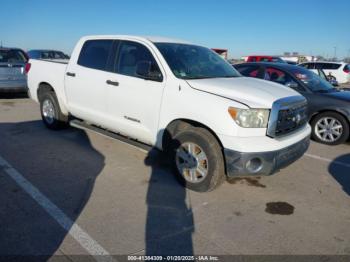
[311,112,349,145]
[170,127,225,192]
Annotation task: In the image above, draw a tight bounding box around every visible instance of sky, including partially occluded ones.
[1,0,349,59]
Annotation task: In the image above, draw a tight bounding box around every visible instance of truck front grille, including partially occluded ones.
[267,96,308,138]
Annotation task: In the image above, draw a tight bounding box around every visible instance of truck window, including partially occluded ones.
[115,41,162,79]
[77,40,113,71]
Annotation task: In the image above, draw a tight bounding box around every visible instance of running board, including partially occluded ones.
[69,119,152,153]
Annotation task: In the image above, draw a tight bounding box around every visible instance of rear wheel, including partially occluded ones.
[311,112,349,145]
[170,127,225,192]
[40,91,68,130]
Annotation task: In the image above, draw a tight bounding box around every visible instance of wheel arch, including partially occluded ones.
[161,118,224,151]
[37,82,69,115]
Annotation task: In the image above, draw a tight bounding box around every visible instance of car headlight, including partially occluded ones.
[228,107,270,128]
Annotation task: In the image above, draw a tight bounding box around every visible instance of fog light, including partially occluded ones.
[246,158,263,173]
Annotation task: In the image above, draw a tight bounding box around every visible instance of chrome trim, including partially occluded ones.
[267,95,307,138]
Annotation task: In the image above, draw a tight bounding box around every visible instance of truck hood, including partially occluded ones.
[186,77,300,108]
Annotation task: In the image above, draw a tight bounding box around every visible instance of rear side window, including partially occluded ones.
[317,63,341,70]
[0,49,27,63]
[78,40,113,70]
[236,65,260,78]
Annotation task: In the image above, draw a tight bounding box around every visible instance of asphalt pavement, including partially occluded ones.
[0,95,350,260]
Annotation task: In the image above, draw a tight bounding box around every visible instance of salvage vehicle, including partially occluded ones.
[235,62,350,145]
[0,47,28,93]
[27,35,311,191]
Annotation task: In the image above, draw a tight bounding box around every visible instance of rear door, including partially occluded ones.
[65,39,115,124]
[105,40,165,145]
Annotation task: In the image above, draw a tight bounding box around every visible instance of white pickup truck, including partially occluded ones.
[27,35,311,192]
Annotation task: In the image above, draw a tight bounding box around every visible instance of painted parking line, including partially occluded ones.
[305,153,350,168]
[0,156,115,262]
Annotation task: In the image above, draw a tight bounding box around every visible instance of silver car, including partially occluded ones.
[0,47,28,93]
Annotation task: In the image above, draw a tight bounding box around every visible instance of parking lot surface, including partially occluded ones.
[1,95,350,259]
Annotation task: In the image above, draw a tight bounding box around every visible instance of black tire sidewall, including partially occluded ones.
[311,112,349,145]
[171,129,224,192]
[40,92,62,129]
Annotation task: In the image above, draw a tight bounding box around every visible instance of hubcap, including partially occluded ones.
[175,142,208,183]
[315,117,343,143]
[42,99,55,124]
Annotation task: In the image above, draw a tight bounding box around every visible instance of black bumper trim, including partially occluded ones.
[224,136,310,177]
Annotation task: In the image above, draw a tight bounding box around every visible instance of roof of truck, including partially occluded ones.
[81,35,192,44]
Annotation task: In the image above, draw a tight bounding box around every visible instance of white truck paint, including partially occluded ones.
[27,35,311,191]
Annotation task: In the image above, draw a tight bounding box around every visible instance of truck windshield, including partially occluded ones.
[155,43,240,79]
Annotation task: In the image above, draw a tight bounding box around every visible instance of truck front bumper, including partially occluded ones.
[224,136,310,177]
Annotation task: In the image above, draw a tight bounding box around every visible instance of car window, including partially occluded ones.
[116,41,162,80]
[78,40,113,71]
[264,67,304,91]
[0,49,27,63]
[249,57,257,62]
[260,57,270,62]
[304,63,315,69]
[236,65,260,78]
[318,63,341,70]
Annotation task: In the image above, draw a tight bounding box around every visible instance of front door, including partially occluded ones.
[105,40,165,145]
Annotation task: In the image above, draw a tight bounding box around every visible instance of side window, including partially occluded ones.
[116,41,162,80]
[236,65,260,78]
[78,40,113,71]
[260,57,270,62]
[264,67,303,91]
[249,57,257,62]
[331,63,341,70]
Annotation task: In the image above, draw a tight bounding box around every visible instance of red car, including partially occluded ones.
[246,55,285,63]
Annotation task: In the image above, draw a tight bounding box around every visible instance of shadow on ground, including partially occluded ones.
[144,132,194,255]
[328,154,350,196]
[0,120,104,259]
[0,92,28,99]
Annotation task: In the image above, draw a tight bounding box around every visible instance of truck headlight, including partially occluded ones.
[228,107,270,128]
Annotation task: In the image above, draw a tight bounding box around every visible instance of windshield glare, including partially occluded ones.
[291,67,334,92]
[155,43,240,79]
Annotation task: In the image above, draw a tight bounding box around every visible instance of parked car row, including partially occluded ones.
[0,48,69,93]
[234,62,350,145]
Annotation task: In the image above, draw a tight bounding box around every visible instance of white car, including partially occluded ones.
[26,35,311,192]
[299,62,350,84]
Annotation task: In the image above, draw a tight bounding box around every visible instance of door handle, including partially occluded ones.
[66,72,76,77]
[106,80,119,86]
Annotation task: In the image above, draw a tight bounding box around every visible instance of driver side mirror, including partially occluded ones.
[136,61,163,82]
[285,81,299,89]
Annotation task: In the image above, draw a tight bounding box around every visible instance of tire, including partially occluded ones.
[311,112,349,145]
[169,127,225,192]
[40,91,68,130]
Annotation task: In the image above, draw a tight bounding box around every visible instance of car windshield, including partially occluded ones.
[290,67,335,92]
[155,43,240,79]
[0,49,27,63]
